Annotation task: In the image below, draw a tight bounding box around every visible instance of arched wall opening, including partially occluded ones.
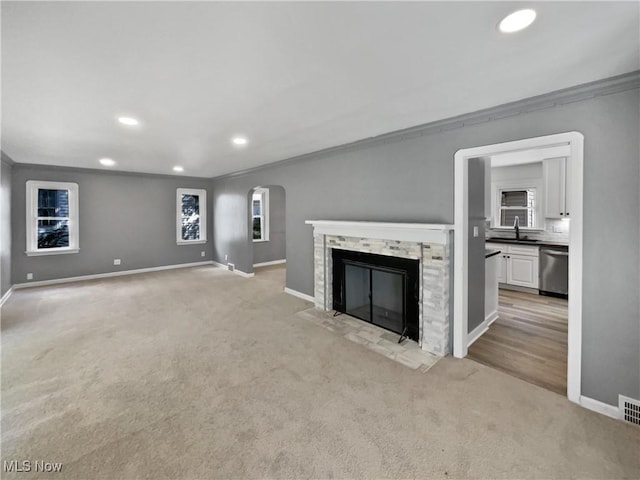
[247,185,287,272]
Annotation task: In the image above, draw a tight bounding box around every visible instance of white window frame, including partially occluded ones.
[176,188,207,245]
[252,188,269,242]
[26,180,79,256]
[491,179,543,231]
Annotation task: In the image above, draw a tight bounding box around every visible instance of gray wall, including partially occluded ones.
[11,165,212,283]
[1,156,12,298]
[467,157,486,334]
[252,185,286,265]
[212,87,640,406]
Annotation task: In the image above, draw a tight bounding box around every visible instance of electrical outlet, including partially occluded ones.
[201,251,205,257]
[473,226,479,237]
[225,254,228,261]
[27,273,33,280]
[113,259,121,266]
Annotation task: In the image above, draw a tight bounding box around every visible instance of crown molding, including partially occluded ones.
[213,70,640,181]
[8,161,211,181]
[1,151,16,166]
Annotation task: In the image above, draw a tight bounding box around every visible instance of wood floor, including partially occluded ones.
[468,289,568,395]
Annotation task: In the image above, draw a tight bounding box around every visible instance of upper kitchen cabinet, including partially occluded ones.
[543,157,571,219]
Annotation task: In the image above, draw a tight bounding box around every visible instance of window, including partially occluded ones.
[497,187,537,228]
[176,188,207,244]
[252,188,269,242]
[26,180,79,256]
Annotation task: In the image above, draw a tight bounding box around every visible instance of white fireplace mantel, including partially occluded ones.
[305,220,454,244]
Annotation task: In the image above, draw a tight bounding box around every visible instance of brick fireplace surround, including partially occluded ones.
[305,221,454,356]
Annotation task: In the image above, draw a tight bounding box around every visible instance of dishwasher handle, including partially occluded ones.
[543,250,568,256]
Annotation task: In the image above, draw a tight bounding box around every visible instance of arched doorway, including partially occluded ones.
[248,185,286,281]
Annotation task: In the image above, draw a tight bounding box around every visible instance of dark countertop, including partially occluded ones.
[485,248,501,259]
[486,237,569,249]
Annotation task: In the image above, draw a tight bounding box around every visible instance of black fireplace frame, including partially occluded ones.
[332,248,420,341]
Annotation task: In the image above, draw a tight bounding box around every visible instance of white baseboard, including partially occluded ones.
[284,287,314,303]
[253,259,286,268]
[12,261,215,289]
[579,395,621,420]
[0,287,14,307]
[466,311,499,347]
[234,269,255,278]
[211,261,255,278]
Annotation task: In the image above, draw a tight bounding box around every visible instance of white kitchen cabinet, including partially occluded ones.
[488,243,539,289]
[492,244,508,283]
[507,254,539,288]
[485,253,499,323]
[543,157,571,219]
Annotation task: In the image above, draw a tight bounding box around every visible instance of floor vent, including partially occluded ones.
[227,263,235,272]
[619,395,640,426]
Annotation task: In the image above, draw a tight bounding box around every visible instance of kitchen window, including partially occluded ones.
[497,188,537,228]
[26,180,79,256]
[176,188,207,244]
[252,188,269,242]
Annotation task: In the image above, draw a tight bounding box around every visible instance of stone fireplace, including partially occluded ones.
[306,221,454,356]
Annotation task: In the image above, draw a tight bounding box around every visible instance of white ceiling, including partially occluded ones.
[2,1,638,178]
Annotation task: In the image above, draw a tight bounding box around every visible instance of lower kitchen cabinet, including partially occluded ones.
[507,254,539,288]
[490,243,539,289]
[496,254,507,283]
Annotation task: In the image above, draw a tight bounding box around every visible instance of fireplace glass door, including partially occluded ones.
[333,249,419,341]
[371,269,404,333]
[345,264,371,322]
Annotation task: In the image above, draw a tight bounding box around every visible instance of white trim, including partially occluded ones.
[579,396,621,420]
[211,261,255,278]
[453,131,584,406]
[284,287,314,303]
[25,248,80,257]
[176,240,206,245]
[305,220,453,244]
[12,261,214,289]
[234,269,255,278]
[253,259,286,267]
[176,188,207,245]
[467,311,499,347]
[26,180,79,256]
[0,287,14,307]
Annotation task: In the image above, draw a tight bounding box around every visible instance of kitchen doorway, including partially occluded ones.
[467,148,570,395]
[453,132,584,404]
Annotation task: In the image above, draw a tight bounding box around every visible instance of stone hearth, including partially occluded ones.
[306,221,454,356]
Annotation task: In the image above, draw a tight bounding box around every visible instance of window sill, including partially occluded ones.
[253,239,270,243]
[177,240,207,245]
[26,248,80,257]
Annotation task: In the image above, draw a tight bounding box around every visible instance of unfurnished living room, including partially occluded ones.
[1,1,639,479]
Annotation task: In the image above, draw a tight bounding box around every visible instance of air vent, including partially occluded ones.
[619,395,640,426]
[227,263,235,272]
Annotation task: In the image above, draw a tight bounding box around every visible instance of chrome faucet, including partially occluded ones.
[514,215,520,240]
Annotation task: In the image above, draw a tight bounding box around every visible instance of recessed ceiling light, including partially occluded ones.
[173,166,184,173]
[498,9,537,33]
[99,158,116,167]
[231,136,248,146]
[118,116,140,126]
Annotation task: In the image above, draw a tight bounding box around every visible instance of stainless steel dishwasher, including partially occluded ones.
[539,246,569,298]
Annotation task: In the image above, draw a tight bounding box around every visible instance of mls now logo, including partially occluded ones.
[4,460,63,473]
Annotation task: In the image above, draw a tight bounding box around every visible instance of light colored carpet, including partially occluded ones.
[1,264,638,479]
